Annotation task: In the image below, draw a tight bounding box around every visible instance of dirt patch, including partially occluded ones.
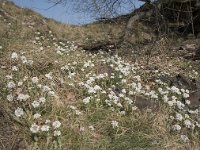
[0,105,27,150]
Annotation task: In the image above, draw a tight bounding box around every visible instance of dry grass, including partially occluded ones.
[1,1,200,150]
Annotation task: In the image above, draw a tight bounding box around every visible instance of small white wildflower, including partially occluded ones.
[69,105,76,110]
[172,96,177,101]
[7,81,16,89]
[32,77,39,84]
[129,91,134,95]
[169,116,175,120]
[183,93,189,99]
[119,111,126,115]
[163,95,169,103]
[185,114,190,119]
[32,101,40,108]
[80,127,85,132]
[7,94,13,101]
[37,84,42,88]
[12,66,18,71]
[30,123,40,133]
[83,97,90,104]
[111,120,119,128]
[117,103,123,107]
[42,85,51,92]
[45,119,51,124]
[11,52,18,60]
[41,125,50,132]
[167,101,174,107]
[172,124,181,131]
[180,135,189,143]
[52,121,61,129]
[15,107,24,117]
[17,81,23,86]
[132,106,138,111]
[45,72,53,80]
[33,113,41,119]
[6,75,12,79]
[171,86,180,94]
[48,91,56,97]
[75,110,82,115]
[184,119,192,128]
[20,56,27,64]
[176,113,183,121]
[185,100,190,105]
[39,97,46,104]
[89,125,94,131]
[176,101,185,110]
[54,130,61,136]
[17,93,30,101]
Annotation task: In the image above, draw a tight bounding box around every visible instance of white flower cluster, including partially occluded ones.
[6,51,61,139]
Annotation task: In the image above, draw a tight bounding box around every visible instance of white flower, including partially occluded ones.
[75,110,82,115]
[17,81,23,86]
[39,97,46,104]
[132,106,138,111]
[32,101,40,108]
[172,124,181,131]
[89,125,94,131]
[185,114,190,119]
[80,127,85,132]
[45,119,51,124]
[17,93,30,101]
[167,101,174,107]
[93,85,102,91]
[30,123,40,133]
[11,52,18,60]
[52,121,61,129]
[117,103,123,107]
[32,77,39,84]
[176,113,183,121]
[45,72,53,80]
[176,101,185,110]
[83,97,90,104]
[180,135,189,143]
[185,100,190,105]
[42,85,51,92]
[33,113,41,119]
[7,81,16,89]
[41,125,50,132]
[171,86,181,94]
[15,107,24,117]
[111,120,119,128]
[119,111,126,115]
[12,66,18,71]
[184,119,192,128]
[7,94,14,101]
[48,91,56,97]
[53,130,61,136]
[183,93,189,98]
[163,95,168,103]
[20,56,27,64]
[69,105,76,110]
[6,75,13,79]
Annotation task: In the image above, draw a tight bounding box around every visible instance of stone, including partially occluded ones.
[134,96,158,111]
[189,90,200,108]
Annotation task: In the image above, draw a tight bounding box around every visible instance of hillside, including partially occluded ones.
[1,0,200,150]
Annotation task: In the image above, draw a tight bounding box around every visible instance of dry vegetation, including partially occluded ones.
[1,1,200,150]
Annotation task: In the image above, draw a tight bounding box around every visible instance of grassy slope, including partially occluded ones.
[1,1,200,150]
